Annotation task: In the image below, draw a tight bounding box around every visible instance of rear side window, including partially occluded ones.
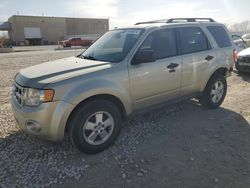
[139,29,177,59]
[179,27,210,54]
[207,26,232,48]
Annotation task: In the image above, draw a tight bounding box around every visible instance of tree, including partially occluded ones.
[229,21,250,33]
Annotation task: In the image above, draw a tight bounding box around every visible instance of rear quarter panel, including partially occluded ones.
[199,24,234,91]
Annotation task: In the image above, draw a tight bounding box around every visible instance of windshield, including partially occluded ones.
[80,29,144,63]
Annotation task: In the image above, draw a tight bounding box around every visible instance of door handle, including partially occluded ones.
[167,63,179,69]
[205,55,214,61]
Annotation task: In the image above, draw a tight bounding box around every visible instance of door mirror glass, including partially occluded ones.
[132,50,156,65]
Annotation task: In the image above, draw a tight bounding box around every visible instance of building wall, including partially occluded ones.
[65,18,109,36]
[8,16,109,45]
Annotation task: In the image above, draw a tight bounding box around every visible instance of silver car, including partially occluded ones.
[236,47,250,72]
[12,18,235,153]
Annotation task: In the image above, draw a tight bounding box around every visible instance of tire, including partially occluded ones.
[68,99,122,154]
[235,64,242,72]
[62,43,69,48]
[200,74,227,109]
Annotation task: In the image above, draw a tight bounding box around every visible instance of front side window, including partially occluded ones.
[179,27,210,54]
[138,28,177,59]
[71,38,80,41]
[80,29,144,63]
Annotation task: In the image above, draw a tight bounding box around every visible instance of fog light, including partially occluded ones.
[26,120,41,133]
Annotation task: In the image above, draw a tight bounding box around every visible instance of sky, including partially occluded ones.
[0,0,250,29]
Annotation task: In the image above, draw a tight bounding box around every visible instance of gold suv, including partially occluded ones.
[12,18,235,154]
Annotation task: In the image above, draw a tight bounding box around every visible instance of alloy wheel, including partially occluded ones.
[83,111,114,145]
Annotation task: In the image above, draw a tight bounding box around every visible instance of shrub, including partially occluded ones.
[0,37,11,48]
[0,37,5,48]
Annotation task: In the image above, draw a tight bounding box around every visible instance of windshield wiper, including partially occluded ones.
[81,55,97,61]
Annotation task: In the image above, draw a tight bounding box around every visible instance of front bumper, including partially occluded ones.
[235,61,250,72]
[11,96,75,141]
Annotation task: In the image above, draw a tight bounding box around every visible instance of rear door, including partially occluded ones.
[177,26,216,95]
[69,38,75,46]
[129,28,182,110]
[71,38,80,46]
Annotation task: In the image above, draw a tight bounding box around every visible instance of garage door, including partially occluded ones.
[24,27,41,39]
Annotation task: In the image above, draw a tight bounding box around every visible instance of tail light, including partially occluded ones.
[233,49,238,64]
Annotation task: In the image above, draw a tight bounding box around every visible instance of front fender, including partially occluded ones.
[60,79,132,115]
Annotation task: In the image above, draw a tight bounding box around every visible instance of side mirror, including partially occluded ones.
[132,50,156,65]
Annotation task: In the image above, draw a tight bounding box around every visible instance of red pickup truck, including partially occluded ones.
[61,37,92,47]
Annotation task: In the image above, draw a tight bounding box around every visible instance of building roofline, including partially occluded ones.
[8,15,109,20]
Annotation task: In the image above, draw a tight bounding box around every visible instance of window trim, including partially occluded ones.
[177,26,212,55]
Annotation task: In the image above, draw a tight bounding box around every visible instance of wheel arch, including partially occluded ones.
[65,94,127,133]
[201,67,228,92]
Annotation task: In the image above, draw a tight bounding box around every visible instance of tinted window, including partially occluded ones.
[179,27,210,54]
[207,26,232,48]
[71,38,81,41]
[139,29,177,59]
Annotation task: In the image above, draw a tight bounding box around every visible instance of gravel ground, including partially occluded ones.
[0,49,250,188]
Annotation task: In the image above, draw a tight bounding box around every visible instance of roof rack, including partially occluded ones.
[167,18,215,23]
[135,19,167,25]
[135,18,215,25]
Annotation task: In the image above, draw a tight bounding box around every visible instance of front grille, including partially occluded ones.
[13,83,25,106]
[238,56,250,64]
[246,57,250,63]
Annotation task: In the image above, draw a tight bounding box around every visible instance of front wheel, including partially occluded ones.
[68,99,122,154]
[200,74,227,109]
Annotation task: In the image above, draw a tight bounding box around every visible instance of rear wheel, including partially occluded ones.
[68,99,122,154]
[200,74,227,109]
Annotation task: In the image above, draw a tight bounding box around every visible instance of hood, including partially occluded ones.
[15,56,112,88]
[238,47,250,57]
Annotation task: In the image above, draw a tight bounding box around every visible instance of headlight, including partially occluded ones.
[237,56,244,61]
[24,88,54,106]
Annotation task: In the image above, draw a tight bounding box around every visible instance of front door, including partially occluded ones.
[129,28,182,110]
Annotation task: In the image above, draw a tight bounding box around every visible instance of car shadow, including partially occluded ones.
[233,70,250,83]
[1,100,250,188]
